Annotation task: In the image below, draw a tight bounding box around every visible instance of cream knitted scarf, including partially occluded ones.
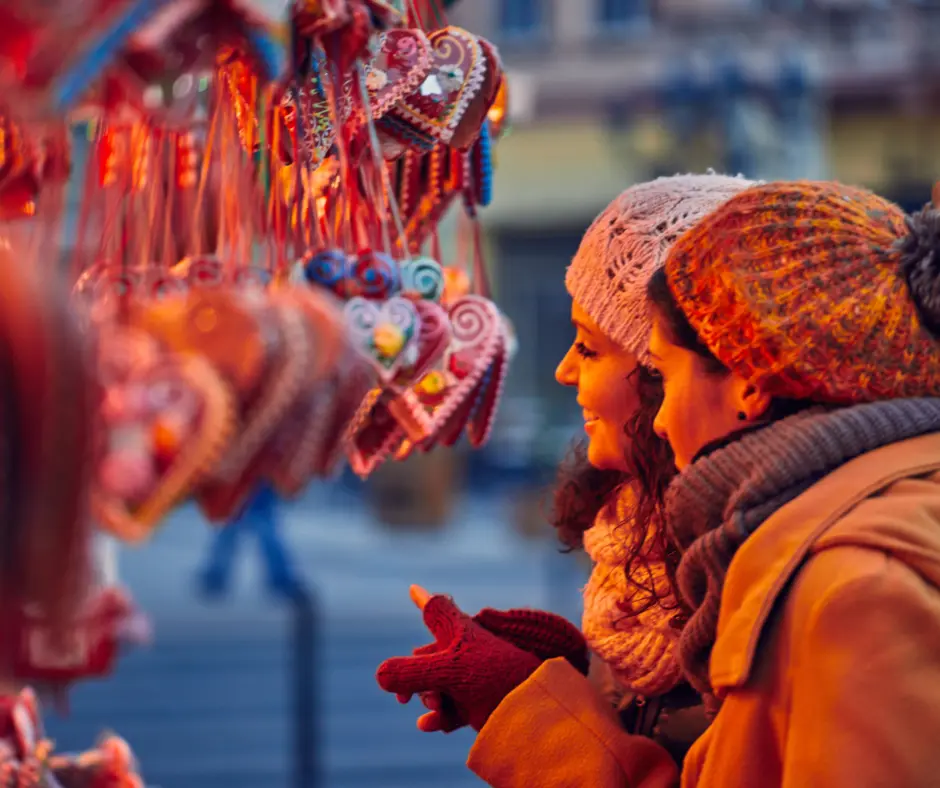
[582,485,683,697]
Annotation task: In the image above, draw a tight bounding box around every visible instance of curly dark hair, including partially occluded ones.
[548,365,685,619]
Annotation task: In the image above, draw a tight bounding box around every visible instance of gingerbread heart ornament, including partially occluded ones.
[345,391,407,478]
[345,296,420,382]
[383,27,487,149]
[466,335,508,448]
[197,299,312,521]
[361,29,433,123]
[420,295,503,445]
[94,342,236,543]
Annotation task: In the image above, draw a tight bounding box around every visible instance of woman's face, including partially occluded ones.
[648,314,770,470]
[555,302,641,472]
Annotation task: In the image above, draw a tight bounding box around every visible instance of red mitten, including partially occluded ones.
[473,608,589,676]
[376,595,541,732]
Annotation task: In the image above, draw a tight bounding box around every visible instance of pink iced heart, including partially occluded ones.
[345,296,420,383]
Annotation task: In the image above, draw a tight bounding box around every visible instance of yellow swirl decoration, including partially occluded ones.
[432,33,472,72]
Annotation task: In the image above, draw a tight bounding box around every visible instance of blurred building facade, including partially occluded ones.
[449,0,940,461]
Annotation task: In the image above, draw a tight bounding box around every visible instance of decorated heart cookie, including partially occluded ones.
[466,334,508,448]
[196,297,312,521]
[421,295,503,445]
[94,337,236,543]
[360,29,433,123]
[382,27,488,149]
[345,390,407,478]
[450,35,504,150]
[345,295,420,382]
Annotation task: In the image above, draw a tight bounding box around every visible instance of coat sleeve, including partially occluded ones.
[781,547,940,787]
[467,658,680,788]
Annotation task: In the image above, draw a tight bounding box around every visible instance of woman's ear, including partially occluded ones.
[730,377,773,423]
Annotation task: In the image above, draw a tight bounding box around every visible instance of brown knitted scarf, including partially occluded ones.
[665,397,940,705]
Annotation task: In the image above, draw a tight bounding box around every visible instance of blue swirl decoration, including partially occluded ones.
[303,249,351,297]
[401,257,445,301]
[350,251,402,299]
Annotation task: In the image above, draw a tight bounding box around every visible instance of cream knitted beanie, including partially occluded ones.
[566,172,755,365]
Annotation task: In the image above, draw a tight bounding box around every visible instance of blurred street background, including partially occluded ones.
[51,0,940,785]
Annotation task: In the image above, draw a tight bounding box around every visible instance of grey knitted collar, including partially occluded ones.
[665,397,940,699]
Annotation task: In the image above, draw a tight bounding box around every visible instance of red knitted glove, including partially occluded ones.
[376,595,542,732]
[472,607,590,676]
[397,606,589,733]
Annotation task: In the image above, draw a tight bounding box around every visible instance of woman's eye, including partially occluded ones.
[575,341,598,359]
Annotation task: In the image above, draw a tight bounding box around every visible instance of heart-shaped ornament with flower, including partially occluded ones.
[345,295,420,383]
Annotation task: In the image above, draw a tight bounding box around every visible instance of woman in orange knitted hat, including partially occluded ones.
[381,180,940,788]
[631,181,940,785]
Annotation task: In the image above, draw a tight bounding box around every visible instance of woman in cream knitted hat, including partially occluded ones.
[376,173,754,766]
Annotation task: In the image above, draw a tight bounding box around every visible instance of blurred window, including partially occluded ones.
[498,0,545,39]
[598,0,650,29]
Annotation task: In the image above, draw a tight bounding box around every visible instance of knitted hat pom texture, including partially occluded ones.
[665,180,940,404]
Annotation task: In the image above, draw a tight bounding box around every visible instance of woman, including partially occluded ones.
[380,179,940,787]
[377,173,754,760]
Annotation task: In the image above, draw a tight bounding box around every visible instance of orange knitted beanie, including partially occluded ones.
[664,180,940,403]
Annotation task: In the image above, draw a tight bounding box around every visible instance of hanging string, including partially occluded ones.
[323,54,356,251]
[467,204,490,299]
[70,121,101,284]
[356,66,410,260]
[162,131,178,270]
[191,96,223,256]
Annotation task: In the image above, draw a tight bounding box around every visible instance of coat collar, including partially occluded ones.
[709,431,940,693]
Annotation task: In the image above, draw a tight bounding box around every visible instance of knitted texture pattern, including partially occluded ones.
[665,398,940,703]
[664,180,940,403]
[566,172,755,364]
[472,607,590,676]
[582,486,683,697]
[376,595,542,731]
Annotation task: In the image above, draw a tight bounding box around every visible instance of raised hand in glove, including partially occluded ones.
[376,586,588,733]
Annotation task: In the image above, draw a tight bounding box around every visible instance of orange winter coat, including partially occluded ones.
[469,432,940,787]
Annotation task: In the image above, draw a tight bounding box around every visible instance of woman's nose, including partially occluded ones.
[555,346,578,387]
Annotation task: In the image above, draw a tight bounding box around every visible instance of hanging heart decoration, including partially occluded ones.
[346,392,407,477]
[420,295,503,443]
[381,26,487,150]
[345,295,420,382]
[359,29,433,123]
[197,298,312,521]
[93,330,236,542]
[450,35,504,150]
[466,336,509,448]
